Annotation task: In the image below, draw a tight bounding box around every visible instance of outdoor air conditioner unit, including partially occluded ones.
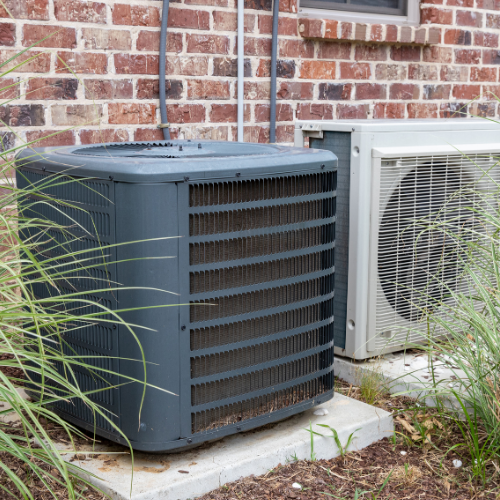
[16,140,337,452]
[295,119,500,360]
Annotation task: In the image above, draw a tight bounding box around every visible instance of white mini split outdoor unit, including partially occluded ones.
[295,119,500,360]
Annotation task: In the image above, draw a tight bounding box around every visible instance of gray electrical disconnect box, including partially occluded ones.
[16,140,337,452]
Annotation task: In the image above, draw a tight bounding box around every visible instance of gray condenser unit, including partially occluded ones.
[16,140,337,452]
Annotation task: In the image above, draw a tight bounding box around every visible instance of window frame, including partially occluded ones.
[298,0,420,27]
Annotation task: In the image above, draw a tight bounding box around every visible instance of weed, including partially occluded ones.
[355,365,386,406]
[314,424,359,462]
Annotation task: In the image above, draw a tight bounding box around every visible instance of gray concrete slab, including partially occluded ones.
[334,351,464,407]
[61,394,393,500]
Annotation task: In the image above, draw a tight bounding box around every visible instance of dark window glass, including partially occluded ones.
[301,0,407,16]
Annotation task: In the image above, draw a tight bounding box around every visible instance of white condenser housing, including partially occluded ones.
[295,119,500,360]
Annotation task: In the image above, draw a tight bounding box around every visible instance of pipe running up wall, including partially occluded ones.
[237,0,244,142]
[159,0,171,141]
[269,0,279,144]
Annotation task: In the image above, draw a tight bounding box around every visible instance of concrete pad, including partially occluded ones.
[60,394,393,500]
[334,351,464,407]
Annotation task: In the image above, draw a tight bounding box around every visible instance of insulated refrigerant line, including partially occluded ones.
[269,0,279,144]
[159,0,171,140]
[237,0,244,142]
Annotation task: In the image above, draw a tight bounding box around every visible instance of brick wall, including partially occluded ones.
[0,0,499,149]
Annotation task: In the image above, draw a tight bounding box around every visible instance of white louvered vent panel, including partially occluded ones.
[374,153,500,350]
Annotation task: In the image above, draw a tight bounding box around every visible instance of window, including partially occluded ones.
[298,0,419,26]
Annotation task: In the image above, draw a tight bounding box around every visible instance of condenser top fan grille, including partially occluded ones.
[377,153,497,331]
[16,140,317,183]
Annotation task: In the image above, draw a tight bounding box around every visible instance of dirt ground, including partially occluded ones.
[198,380,500,500]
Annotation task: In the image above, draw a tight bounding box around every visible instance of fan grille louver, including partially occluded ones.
[188,174,336,434]
[376,153,500,349]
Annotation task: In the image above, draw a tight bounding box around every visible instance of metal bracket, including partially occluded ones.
[301,123,323,139]
[157,123,170,129]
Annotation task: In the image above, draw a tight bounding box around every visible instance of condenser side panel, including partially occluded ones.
[311,132,351,351]
[114,182,181,446]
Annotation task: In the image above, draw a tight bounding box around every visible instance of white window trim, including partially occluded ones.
[298,0,420,27]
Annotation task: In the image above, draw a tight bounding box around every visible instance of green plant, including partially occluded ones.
[310,424,359,462]
[308,421,316,461]
[355,365,387,406]
[0,38,173,499]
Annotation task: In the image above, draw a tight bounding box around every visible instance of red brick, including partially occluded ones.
[114,54,158,75]
[317,42,350,60]
[51,104,102,126]
[375,64,406,80]
[415,29,426,44]
[0,0,49,20]
[440,102,468,118]
[440,66,468,81]
[258,14,294,35]
[296,103,333,120]
[428,27,442,44]
[447,0,473,6]
[280,39,314,58]
[483,50,500,64]
[26,78,78,100]
[353,23,367,41]
[108,103,156,125]
[422,84,451,99]
[188,80,230,100]
[400,27,412,43]
[407,103,438,119]
[482,85,500,99]
[26,130,75,147]
[324,20,338,39]
[408,64,438,80]
[168,9,210,30]
[339,62,371,79]
[391,46,420,62]
[136,79,183,100]
[79,129,129,144]
[0,50,50,72]
[298,18,322,38]
[112,4,160,27]
[477,0,500,8]
[0,104,44,126]
[337,104,368,119]
[85,79,133,99]
[456,10,482,27]
[240,37,271,56]
[318,83,352,100]
[187,34,230,54]
[23,25,76,48]
[340,22,352,39]
[385,25,398,42]
[166,104,206,123]
[56,52,107,74]
[443,29,471,45]
[474,31,499,48]
[452,84,480,99]
[370,24,383,42]
[276,60,295,78]
[134,128,165,142]
[277,82,313,99]
[55,0,106,23]
[0,77,19,100]
[210,103,237,122]
[373,103,405,119]
[486,14,500,29]
[421,7,453,25]
[276,124,294,143]
[300,61,335,79]
[166,56,209,76]
[469,102,496,117]
[471,67,497,82]
[240,125,269,144]
[256,59,270,77]
[214,57,251,77]
[389,83,419,100]
[355,44,387,61]
[137,31,183,53]
[244,81,270,100]
[455,48,481,64]
[355,83,386,100]
[186,0,227,6]
[279,0,298,13]
[0,23,15,46]
[82,28,131,50]
[423,46,452,63]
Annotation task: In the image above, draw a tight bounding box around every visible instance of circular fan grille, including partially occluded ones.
[378,163,474,321]
[73,142,214,158]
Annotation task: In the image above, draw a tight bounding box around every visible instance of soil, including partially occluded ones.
[197,379,500,500]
